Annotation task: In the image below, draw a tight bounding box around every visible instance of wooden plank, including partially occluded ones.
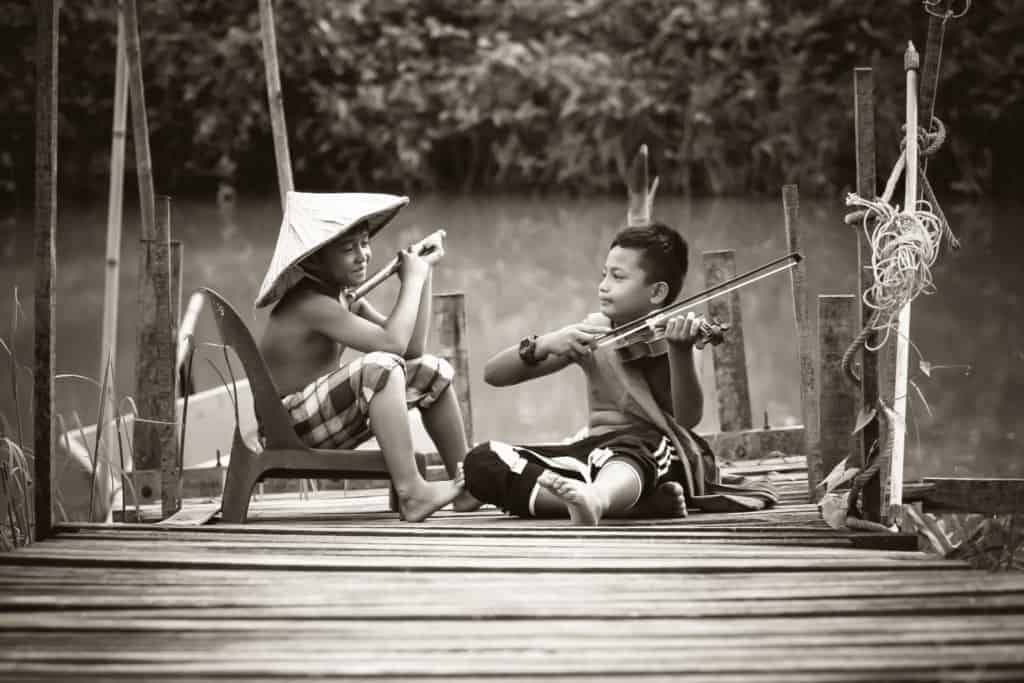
[133,197,179,519]
[914,477,1024,515]
[814,295,858,493]
[431,292,473,443]
[781,184,817,503]
[703,425,804,462]
[854,66,884,524]
[32,0,60,541]
[702,250,752,431]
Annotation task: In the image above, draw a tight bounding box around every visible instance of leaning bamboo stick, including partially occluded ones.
[889,42,920,521]
[33,0,59,541]
[122,0,155,241]
[98,5,129,508]
[259,0,294,208]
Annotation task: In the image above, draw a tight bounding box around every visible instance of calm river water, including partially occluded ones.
[1,193,1021,480]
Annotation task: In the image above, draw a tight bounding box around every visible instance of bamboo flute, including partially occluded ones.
[32,0,59,541]
[259,0,295,208]
[889,42,920,520]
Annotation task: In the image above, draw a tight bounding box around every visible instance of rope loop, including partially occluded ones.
[923,0,971,19]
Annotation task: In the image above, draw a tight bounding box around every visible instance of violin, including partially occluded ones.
[612,318,731,363]
[344,229,446,303]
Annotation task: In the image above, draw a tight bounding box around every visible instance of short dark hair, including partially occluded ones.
[610,222,688,303]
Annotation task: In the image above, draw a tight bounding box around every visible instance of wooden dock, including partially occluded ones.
[3,461,1024,681]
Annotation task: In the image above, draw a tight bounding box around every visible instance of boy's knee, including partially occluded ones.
[363,351,407,385]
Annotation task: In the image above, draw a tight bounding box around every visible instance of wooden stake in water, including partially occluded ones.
[889,42,920,522]
[259,0,294,207]
[33,0,59,541]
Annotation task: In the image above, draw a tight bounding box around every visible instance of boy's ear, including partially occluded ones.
[649,281,669,306]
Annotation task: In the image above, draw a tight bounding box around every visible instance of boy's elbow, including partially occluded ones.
[379,336,408,357]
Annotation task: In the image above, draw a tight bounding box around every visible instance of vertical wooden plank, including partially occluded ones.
[854,67,883,522]
[815,295,858,493]
[431,293,472,444]
[781,185,818,501]
[122,0,155,241]
[258,0,294,207]
[702,251,752,432]
[133,197,178,518]
[32,0,59,541]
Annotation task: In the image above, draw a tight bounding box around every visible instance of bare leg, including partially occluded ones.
[420,385,482,512]
[369,370,463,522]
[536,460,644,526]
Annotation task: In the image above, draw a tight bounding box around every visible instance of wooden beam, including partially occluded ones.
[126,467,225,507]
[913,478,1024,515]
[133,197,178,518]
[853,66,884,523]
[32,0,59,542]
[258,0,294,207]
[431,293,473,444]
[814,295,858,493]
[702,250,752,431]
[781,184,817,500]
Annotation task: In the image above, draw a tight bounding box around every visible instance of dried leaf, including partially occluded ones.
[816,454,859,495]
[852,405,877,435]
[919,359,932,377]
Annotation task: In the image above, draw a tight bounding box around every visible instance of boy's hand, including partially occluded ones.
[416,232,446,266]
[397,247,430,282]
[663,311,704,349]
[539,321,611,359]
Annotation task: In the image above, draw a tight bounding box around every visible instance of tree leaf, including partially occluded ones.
[852,405,877,435]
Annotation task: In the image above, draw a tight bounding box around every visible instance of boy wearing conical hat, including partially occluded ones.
[256,191,478,522]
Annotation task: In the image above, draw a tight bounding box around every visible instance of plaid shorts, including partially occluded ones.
[281,352,454,449]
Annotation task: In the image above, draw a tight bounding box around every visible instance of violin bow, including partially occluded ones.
[596,251,803,348]
[345,229,446,303]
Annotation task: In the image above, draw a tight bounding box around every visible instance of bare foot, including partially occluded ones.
[449,463,484,512]
[537,470,604,526]
[399,479,464,522]
[651,481,687,517]
[629,481,688,518]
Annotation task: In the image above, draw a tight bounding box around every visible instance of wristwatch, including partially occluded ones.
[518,335,541,365]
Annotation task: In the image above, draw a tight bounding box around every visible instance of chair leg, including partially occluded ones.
[221,430,261,523]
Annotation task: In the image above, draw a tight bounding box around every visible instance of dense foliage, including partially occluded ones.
[3,0,1022,201]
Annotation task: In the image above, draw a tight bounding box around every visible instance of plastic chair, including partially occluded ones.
[196,287,424,522]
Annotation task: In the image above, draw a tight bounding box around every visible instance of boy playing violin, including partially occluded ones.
[255,191,479,522]
[464,222,775,525]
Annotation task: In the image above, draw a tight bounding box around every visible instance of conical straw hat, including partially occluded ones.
[255,191,409,308]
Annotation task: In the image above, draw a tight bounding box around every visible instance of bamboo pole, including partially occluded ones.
[97,5,129,515]
[122,0,155,241]
[889,42,920,522]
[853,67,883,522]
[258,0,294,207]
[32,0,59,541]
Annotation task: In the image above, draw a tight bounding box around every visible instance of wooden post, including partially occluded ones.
[816,295,858,493]
[32,0,59,541]
[431,293,473,444]
[98,6,129,512]
[702,251,752,431]
[258,0,294,207]
[781,185,818,500]
[122,0,155,241]
[889,43,921,522]
[854,67,884,522]
[133,197,178,518]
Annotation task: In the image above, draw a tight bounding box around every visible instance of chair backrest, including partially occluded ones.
[197,287,307,450]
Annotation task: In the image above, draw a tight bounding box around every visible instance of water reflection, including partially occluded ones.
[0,194,1021,480]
